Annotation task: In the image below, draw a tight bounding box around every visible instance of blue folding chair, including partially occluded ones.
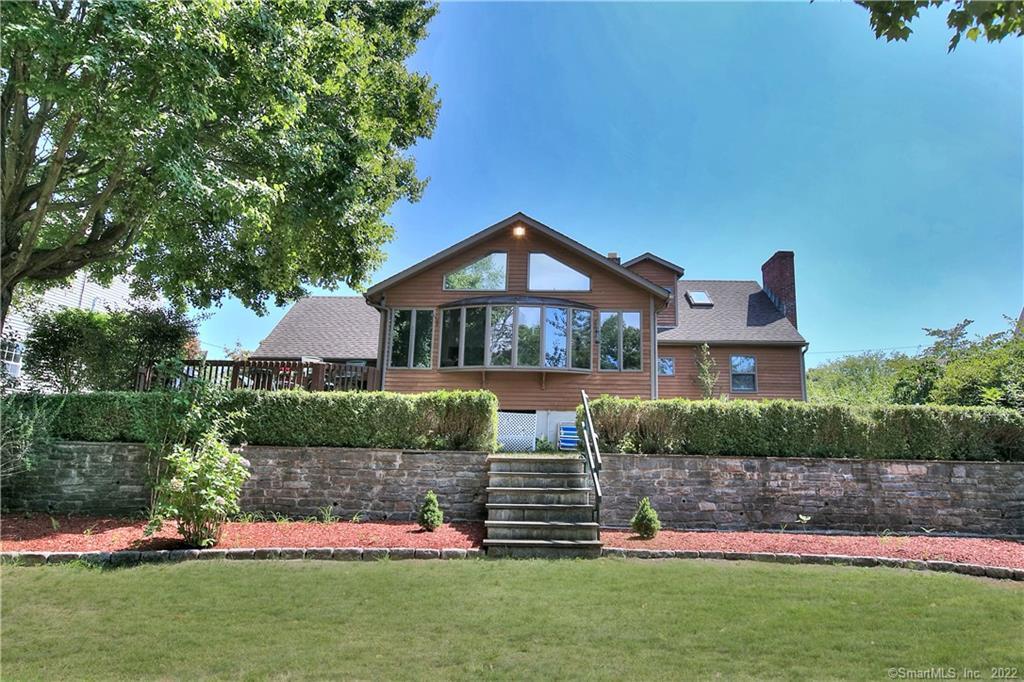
[557,423,580,451]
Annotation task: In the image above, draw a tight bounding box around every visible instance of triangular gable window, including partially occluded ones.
[528,253,590,291]
[443,252,507,291]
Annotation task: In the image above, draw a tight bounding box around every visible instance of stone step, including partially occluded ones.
[487,471,589,488]
[486,487,591,505]
[487,456,584,474]
[485,520,600,541]
[483,538,603,559]
[486,503,596,523]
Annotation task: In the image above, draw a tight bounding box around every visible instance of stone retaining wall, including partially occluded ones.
[599,454,1024,535]
[5,443,1023,535]
[5,442,489,521]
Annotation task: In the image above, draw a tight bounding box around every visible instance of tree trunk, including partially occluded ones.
[0,282,12,334]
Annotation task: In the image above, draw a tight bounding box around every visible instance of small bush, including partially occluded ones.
[577,396,1024,461]
[417,490,444,531]
[147,428,251,547]
[9,389,499,452]
[630,497,661,539]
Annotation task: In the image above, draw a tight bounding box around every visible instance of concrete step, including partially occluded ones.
[487,456,584,474]
[487,471,589,488]
[485,520,600,541]
[486,487,591,505]
[486,503,595,523]
[483,538,603,559]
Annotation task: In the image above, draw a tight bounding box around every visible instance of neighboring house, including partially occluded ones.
[251,296,380,365]
[1,272,145,379]
[261,212,808,445]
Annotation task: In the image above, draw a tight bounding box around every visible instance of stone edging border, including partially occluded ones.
[1,547,1020,580]
[0,547,483,566]
[602,548,1024,580]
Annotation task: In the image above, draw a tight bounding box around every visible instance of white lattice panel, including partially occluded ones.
[497,412,537,452]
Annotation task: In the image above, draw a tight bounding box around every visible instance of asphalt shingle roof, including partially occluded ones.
[252,296,380,360]
[659,280,806,345]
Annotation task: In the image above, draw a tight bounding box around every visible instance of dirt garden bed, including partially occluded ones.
[2,515,1021,568]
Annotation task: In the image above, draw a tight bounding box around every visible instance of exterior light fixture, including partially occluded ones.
[512,226,526,237]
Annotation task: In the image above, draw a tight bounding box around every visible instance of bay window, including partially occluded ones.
[390,309,433,368]
[439,303,592,370]
[599,310,642,371]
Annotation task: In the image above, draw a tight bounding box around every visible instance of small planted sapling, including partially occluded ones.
[630,497,661,540]
[417,491,444,532]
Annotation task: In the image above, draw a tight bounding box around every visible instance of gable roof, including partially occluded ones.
[364,212,671,302]
[658,280,806,345]
[252,296,380,360]
[622,252,685,276]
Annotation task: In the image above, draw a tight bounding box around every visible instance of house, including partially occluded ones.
[252,296,380,366]
[1,272,148,379]
[259,212,808,446]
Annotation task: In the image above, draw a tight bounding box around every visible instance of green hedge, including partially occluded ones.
[577,396,1024,461]
[7,389,499,452]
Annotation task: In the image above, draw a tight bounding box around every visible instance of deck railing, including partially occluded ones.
[579,389,603,524]
[135,360,380,393]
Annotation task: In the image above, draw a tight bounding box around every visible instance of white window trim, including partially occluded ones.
[442,251,508,292]
[730,354,758,392]
[388,308,434,370]
[597,310,644,373]
[526,252,592,293]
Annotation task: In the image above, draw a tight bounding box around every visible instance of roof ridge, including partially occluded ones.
[680,279,760,285]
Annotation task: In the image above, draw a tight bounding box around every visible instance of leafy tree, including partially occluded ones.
[857,1,1023,51]
[0,1,439,327]
[891,356,944,405]
[694,343,719,399]
[929,333,1024,409]
[807,352,903,405]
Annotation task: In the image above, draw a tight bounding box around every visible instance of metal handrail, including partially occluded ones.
[579,389,602,523]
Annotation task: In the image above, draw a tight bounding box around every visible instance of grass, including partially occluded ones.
[3,559,1022,680]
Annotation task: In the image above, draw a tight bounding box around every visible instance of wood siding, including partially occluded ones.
[656,344,804,400]
[379,224,657,410]
[625,259,677,327]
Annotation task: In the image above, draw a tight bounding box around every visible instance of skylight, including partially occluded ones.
[686,290,713,306]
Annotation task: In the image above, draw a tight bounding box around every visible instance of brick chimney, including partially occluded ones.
[761,251,797,329]
[607,252,620,264]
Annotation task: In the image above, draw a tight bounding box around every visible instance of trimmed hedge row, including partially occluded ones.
[577,396,1024,461]
[8,389,499,452]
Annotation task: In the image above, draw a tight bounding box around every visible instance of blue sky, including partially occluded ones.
[198,2,1023,367]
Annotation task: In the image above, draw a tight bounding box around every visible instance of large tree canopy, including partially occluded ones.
[857,1,1023,51]
[0,0,439,326]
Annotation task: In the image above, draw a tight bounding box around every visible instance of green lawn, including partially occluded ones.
[3,559,1021,680]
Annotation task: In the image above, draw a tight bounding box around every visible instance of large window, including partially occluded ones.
[730,355,757,392]
[528,253,590,291]
[599,311,642,371]
[443,252,507,290]
[438,303,591,370]
[389,309,433,368]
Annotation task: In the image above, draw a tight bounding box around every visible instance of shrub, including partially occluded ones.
[146,428,251,547]
[417,490,444,531]
[22,306,196,392]
[577,396,1024,461]
[0,394,60,483]
[630,497,661,539]
[9,388,499,452]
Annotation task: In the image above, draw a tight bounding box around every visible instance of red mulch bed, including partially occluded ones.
[3,515,1021,568]
[602,529,1024,569]
[0,515,483,552]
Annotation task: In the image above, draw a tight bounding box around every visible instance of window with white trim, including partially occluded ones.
[658,357,674,376]
[528,253,590,291]
[389,309,433,368]
[443,252,507,291]
[730,355,757,392]
[438,304,591,370]
[598,311,642,371]
[1,340,23,378]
